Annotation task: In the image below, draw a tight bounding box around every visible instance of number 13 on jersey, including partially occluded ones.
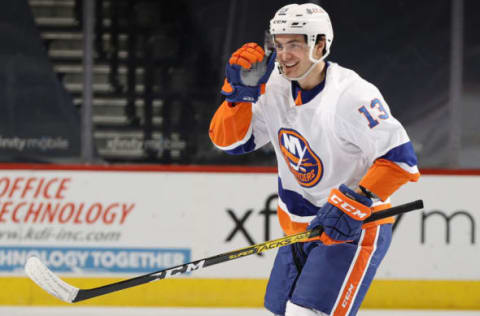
[358,98,390,128]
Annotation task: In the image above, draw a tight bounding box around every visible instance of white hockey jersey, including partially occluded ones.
[210,62,419,235]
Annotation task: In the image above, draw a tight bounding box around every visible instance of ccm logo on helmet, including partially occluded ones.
[306,8,325,14]
[329,194,370,220]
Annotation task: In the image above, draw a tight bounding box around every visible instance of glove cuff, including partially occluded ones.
[328,187,372,221]
[221,81,261,103]
[339,184,373,207]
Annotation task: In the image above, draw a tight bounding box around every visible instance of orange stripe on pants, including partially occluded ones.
[332,226,379,316]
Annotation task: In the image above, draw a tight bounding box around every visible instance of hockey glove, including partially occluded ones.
[308,184,373,245]
[221,42,276,103]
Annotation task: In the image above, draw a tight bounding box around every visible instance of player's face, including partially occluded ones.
[274,34,321,79]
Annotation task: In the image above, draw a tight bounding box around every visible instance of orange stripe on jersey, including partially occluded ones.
[294,91,302,106]
[209,100,252,148]
[359,158,420,201]
[277,206,308,236]
[260,83,266,95]
[332,226,379,316]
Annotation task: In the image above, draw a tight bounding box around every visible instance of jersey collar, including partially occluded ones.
[291,62,329,106]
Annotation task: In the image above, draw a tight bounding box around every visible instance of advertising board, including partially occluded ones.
[0,164,479,309]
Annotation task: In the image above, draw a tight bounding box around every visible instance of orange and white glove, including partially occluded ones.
[221,43,276,103]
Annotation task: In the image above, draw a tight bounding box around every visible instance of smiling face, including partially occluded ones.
[274,34,326,88]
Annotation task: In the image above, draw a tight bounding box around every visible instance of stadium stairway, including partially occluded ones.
[29,0,165,162]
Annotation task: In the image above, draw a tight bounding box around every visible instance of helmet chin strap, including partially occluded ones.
[279,45,329,82]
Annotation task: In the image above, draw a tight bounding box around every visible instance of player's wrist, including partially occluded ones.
[358,185,378,200]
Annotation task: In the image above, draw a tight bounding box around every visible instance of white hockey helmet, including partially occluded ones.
[269,3,334,79]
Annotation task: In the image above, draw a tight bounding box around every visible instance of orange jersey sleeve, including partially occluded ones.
[209,98,270,154]
[359,158,420,201]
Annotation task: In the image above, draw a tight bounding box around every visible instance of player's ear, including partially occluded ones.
[314,38,325,59]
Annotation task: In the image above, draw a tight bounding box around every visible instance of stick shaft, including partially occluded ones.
[71,199,423,302]
[366,199,423,223]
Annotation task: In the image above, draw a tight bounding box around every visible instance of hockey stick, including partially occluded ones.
[25,199,423,303]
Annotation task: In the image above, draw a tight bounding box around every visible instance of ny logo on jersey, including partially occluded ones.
[278,128,323,187]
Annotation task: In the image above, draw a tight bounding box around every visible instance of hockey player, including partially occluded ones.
[209,3,420,316]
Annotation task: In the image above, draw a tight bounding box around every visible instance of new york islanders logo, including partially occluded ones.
[278,128,323,187]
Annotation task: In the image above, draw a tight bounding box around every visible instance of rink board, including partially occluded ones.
[1,164,480,309]
[4,277,480,309]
